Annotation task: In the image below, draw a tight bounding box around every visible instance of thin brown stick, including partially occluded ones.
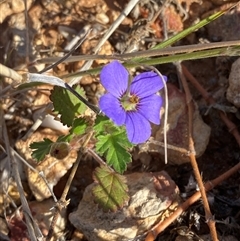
[145,161,240,241]
[46,132,93,241]
[177,63,218,241]
[87,148,115,172]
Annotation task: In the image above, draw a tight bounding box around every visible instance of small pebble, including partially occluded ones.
[85,86,91,93]
[96,13,109,24]
[91,83,97,92]
[81,76,93,85]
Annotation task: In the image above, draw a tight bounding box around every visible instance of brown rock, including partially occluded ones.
[80,76,94,85]
[29,199,66,237]
[164,5,183,33]
[141,84,211,165]
[204,3,240,41]
[226,58,240,108]
[15,128,77,201]
[69,171,180,241]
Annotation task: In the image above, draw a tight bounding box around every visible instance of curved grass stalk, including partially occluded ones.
[60,44,240,79]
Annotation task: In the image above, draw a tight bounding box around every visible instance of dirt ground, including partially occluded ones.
[0,0,240,240]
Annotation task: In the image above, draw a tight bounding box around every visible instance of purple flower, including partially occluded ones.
[99,61,167,144]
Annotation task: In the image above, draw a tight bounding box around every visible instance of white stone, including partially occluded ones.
[227,58,240,108]
[69,171,180,241]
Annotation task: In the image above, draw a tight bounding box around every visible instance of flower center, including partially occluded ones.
[120,93,139,111]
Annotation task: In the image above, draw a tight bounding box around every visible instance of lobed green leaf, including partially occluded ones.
[70,117,88,135]
[94,116,133,173]
[92,165,129,212]
[50,85,87,126]
[30,138,53,162]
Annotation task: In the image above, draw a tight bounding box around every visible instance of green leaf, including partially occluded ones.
[55,118,88,143]
[94,115,118,135]
[94,116,133,174]
[30,138,53,162]
[92,165,129,212]
[70,118,88,135]
[50,85,87,126]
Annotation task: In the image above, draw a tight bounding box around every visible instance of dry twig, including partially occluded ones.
[145,162,240,241]
[46,132,93,240]
[2,118,43,241]
[176,63,218,241]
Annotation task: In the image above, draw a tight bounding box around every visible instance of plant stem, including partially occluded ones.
[145,161,240,241]
[176,63,218,241]
[46,132,93,241]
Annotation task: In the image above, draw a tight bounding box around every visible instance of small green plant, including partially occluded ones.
[29,61,166,210]
[27,4,240,213]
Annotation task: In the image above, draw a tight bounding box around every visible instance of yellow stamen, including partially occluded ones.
[121,94,139,111]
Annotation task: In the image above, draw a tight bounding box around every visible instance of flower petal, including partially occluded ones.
[99,93,126,125]
[125,112,151,144]
[138,95,163,125]
[100,61,129,97]
[130,72,167,98]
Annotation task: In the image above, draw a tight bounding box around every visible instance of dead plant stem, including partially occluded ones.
[176,62,218,241]
[46,132,93,240]
[38,40,240,64]
[2,118,43,240]
[145,161,240,241]
[87,148,115,172]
